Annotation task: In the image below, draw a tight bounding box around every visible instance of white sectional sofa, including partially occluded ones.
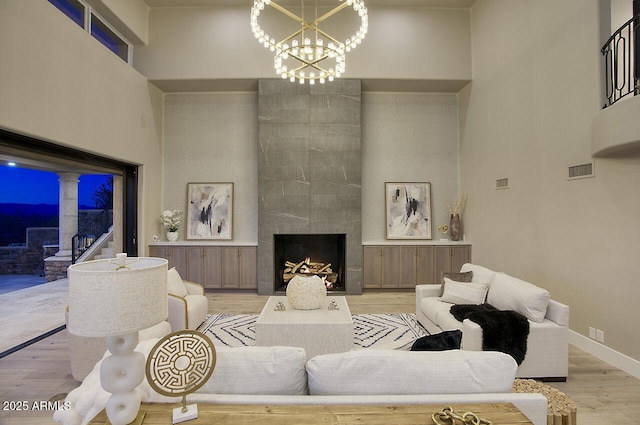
[416,263,569,381]
[54,342,549,425]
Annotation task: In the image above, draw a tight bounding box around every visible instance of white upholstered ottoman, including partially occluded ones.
[255,296,353,359]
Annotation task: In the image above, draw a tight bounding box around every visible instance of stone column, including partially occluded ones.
[56,172,80,258]
[112,174,124,254]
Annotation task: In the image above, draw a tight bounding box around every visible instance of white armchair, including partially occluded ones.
[167,267,209,332]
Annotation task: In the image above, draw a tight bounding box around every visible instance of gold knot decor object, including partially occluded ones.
[146,330,216,423]
[438,224,449,235]
[432,406,492,425]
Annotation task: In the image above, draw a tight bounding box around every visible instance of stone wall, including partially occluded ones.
[257,79,362,295]
[0,228,58,275]
[0,246,44,275]
[44,254,70,282]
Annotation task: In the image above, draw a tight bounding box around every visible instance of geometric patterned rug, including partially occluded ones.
[197,313,429,351]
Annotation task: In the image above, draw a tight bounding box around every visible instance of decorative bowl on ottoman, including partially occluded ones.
[286,275,327,310]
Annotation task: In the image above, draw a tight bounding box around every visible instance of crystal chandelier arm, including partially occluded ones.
[312,3,349,25]
[287,51,330,68]
[280,28,306,44]
[313,27,342,46]
[290,61,331,75]
[267,1,305,24]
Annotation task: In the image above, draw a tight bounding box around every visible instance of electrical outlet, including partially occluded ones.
[596,329,604,343]
[589,327,596,339]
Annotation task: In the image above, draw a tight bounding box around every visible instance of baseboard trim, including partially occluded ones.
[569,330,640,379]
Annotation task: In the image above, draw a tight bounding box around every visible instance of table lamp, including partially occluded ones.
[68,253,168,425]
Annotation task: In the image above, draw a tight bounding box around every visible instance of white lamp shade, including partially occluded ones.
[68,257,168,337]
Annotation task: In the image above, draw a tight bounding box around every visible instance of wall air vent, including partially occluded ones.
[496,178,509,190]
[568,162,594,180]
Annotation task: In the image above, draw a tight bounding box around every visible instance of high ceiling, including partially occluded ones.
[142,0,476,8]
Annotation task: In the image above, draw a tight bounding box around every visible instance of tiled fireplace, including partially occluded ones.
[257,79,363,295]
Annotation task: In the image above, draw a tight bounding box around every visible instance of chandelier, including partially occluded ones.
[250,0,368,84]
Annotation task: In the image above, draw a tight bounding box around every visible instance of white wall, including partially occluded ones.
[134,6,471,83]
[362,93,461,243]
[461,0,640,362]
[610,0,632,29]
[162,91,461,245]
[0,1,164,254]
[85,0,150,44]
[161,93,258,243]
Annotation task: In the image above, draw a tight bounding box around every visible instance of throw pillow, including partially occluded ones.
[460,263,498,285]
[167,267,188,297]
[441,278,489,305]
[439,270,473,295]
[410,330,462,351]
[487,273,550,323]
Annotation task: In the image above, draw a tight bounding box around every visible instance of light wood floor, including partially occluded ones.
[1,292,639,425]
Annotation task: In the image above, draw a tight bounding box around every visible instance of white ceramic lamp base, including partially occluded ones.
[173,404,198,424]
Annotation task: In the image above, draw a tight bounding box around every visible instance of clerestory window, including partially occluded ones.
[48,0,131,64]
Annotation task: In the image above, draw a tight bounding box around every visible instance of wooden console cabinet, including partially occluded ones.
[149,244,257,290]
[363,243,471,289]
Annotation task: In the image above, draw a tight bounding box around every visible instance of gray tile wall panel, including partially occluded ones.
[258,79,363,295]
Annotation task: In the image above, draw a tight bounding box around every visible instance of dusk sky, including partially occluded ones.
[0,166,110,206]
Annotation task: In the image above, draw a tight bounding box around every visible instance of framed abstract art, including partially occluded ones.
[385,182,432,240]
[186,182,233,240]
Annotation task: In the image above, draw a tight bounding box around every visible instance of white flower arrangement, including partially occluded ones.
[160,209,183,232]
[446,194,468,215]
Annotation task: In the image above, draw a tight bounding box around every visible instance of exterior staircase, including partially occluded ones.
[76,228,114,263]
[93,240,114,260]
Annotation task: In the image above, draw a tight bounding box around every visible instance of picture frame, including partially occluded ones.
[186,182,233,240]
[385,182,432,240]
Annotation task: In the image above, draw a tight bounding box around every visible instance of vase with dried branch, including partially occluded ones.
[446,194,467,241]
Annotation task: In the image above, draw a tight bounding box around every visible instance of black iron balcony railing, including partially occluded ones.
[71,210,111,264]
[602,15,639,108]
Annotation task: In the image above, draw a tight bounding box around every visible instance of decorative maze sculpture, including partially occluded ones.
[146,330,216,422]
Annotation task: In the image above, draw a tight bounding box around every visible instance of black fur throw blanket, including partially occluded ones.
[450,303,530,365]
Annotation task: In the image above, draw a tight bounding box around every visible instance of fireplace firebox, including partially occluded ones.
[274,234,346,293]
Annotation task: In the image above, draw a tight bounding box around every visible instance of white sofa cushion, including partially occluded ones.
[441,278,489,305]
[439,271,473,295]
[419,297,452,325]
[198,346,308,395]
[306,349,517,395]
[460,263,497,285]
[418,297,464,331]
[167,267,188,297]
[436,311,465,331]
[487,273,550,323]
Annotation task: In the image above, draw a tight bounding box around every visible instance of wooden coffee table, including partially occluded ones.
[254,296,353,359]
[88,402,534,424]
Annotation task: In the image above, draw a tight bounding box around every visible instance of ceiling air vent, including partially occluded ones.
[496,178,509,190]
[568,162,594,180]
